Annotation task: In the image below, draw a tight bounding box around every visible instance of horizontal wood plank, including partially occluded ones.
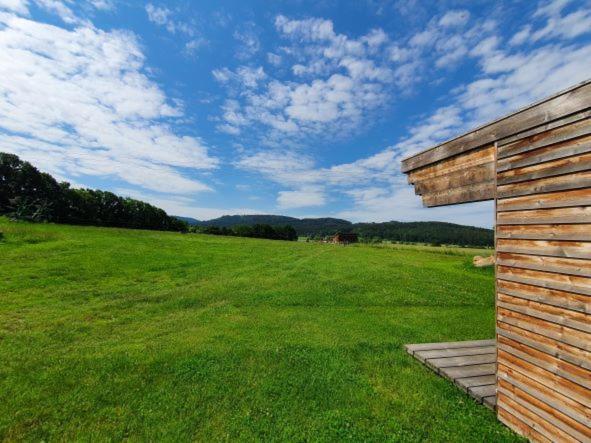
[414,346,496,362]
[498,393,572,442]
[497,321,591,370]
[497,307,590,352]
[498,349,591,408]
[497,293,591,334]
[455,374,497,391]
[496,252,591,277]
[496,239,591,259]
[421,182,495,207]
[498,152,591,185]
[497,206,591,225]
[405,339,496,353]
[498,108,591,148]
[497,278,590,313]
[414,163,494,194]
[408,146,494,183]
[498,136,591,174]
[439,363,496,380]
[498,380,588,442]
[498,335,591,389]
[497,170,591,198]
[498,363,591,429]
[496,225,591,242]
[498,404,552,443]
[497,188,591,211]
[497,266,591,297]
[498,117,591,162]
[426,353,496,369]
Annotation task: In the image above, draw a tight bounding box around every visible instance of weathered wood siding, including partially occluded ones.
[401,80,591,442]
[495,113,591,443]
[407,145,495,206]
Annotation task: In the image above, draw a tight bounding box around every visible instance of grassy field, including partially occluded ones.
[0,219,519,442]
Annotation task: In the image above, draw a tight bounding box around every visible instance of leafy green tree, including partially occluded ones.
[0,152,187,232]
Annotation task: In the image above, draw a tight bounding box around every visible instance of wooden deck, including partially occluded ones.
[405,339,497,409]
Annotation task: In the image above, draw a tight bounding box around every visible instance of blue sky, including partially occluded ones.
[1,0,590,226]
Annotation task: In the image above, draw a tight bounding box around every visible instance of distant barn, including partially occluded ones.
[331,232,358,244]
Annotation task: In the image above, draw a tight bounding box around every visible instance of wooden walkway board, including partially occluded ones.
[405,339,497,409]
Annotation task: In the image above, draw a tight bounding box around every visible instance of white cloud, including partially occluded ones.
[116,188,260,220]
[337,186,494,228]
[233,22,260,60]
[510,0,591,45]
[267,52,282,66]
[185,37,207,55]
[438,10,470,27]
[0,12,217,195]
[34,0,80,24]
[232,2,591,221]
[0,0,28,14]
[214,15,407,146]
[145,3,195,37]
[277,187,326,209]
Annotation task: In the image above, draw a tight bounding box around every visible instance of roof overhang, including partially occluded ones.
[401,80,591,207]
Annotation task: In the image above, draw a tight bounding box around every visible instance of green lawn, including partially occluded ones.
[0,219,519,441]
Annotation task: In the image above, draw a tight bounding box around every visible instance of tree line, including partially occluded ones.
[192,224,298,241]
[0,152,187,232]
[188,215,494,247]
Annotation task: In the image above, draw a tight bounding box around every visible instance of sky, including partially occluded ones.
[0,0,590,227]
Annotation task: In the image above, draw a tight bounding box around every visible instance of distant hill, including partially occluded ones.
[176,214,493,247]
[174,216,200,226]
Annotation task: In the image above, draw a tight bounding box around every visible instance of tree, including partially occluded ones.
[0,152,187,232]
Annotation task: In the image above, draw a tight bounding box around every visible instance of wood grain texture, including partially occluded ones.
[498,363,591,428]
[497,307,590,352]
[496,225,591,241]
[497,152,591,185]
[497,206,591,225]
[498,134,591,173]
[497,322,591,371]
[413,162,494,194]
[497,292,591,334]
[498,109,591,147]
[498,335,591,388]
[407,145,494,183]
[497,392,576,442]
[498,349,591,408]
[497,278,590,313]
[421,182,495,207]
[498,117,591,161]
[497,188,591,211]
[496,252,591,277]
[497,170,591,198]
[498,405,552,443]
[497,266,591,297]
[496,239,591,259]
[498,379,588,442]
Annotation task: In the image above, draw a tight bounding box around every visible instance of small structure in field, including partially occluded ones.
[331,232,358,244]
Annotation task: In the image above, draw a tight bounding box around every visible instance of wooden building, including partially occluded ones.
[401,80,590,442]
[331,232,359,244]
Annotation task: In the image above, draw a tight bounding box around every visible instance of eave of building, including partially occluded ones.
[400,79,591,207]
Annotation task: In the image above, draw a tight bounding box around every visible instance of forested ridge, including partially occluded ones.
[186,215,493,247]
[2,152,493,246]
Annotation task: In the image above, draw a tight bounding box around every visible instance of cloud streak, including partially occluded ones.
[0,11,218,194]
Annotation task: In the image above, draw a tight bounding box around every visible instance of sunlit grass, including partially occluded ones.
[0,218,519,441]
